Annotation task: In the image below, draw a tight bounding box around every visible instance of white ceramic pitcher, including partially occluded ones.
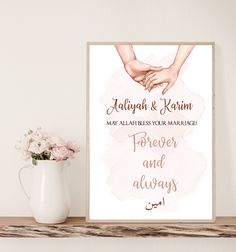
[18,160,70,224]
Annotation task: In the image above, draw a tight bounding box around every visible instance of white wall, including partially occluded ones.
[0,0,236,250]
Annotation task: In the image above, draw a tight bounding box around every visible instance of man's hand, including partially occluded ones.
[124,59,162,84]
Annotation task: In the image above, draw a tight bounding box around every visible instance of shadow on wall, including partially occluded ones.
[215,44,235,214]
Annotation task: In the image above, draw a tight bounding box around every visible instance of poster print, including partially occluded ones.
[87,42,214,222]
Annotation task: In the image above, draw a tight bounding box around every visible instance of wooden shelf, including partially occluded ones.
[0,217,236,237]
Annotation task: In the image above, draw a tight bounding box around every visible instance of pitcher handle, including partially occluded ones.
[18,164,33,200]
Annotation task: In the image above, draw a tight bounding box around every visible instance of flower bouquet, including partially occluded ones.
[17,128,79,165]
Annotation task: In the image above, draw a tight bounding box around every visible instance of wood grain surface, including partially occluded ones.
[0,217,235,238]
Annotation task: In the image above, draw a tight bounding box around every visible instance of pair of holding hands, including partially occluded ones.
[124,59,178,95]
[115,45,194,95]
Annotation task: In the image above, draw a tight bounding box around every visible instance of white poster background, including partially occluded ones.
[88,44,213,221]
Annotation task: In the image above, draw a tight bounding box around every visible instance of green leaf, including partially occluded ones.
[32,158,37,166]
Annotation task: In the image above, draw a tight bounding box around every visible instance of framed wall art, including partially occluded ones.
[87,42,215,222]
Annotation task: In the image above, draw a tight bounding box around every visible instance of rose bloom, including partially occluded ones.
[48,136,66,147]
[20,137,31,152]
[30,129,44,141]
[66,141,80,153]
[51,146,74,161]
[22,150,31,160]
[28,140,49,154]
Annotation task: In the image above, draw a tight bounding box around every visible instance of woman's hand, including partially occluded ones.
[144,45,194,94]
[144,65,179,94]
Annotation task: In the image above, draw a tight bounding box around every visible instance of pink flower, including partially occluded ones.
[51,146,74,161]
[20,137,31,151]
[28,140,49,154]
[22,150,31,160]
[17,128,80,161]
[48,136,66,147]
[29,129,44,141]
[66,141,80,153]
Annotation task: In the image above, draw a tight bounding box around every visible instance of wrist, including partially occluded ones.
[124,58,136,66]
[170,63,181,74]
[124,59,136,74]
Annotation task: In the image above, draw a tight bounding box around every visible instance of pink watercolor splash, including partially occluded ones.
[100,53,206,206]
